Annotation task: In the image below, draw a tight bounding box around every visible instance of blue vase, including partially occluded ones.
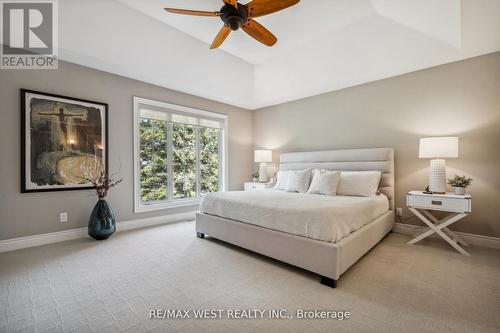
[88,199,116,240]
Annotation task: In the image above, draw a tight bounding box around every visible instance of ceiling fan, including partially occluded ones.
[164,0,300,49]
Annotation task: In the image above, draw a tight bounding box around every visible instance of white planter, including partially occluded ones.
[453,187,466,195]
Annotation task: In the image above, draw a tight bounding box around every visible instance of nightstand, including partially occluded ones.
[244,182,274,191]
[406,191,472,256]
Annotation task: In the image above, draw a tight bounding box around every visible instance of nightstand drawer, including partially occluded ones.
[244,182,266,191]
[407,194,471,213]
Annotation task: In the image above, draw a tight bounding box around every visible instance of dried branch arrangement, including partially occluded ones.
[82,158,122,198]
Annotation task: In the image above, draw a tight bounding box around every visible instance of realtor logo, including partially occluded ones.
[1,0,58,69]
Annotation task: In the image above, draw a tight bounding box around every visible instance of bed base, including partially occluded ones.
[195,210,394,288]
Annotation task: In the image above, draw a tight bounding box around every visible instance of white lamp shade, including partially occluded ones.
[419,137,459,158]
[254,150,272,163]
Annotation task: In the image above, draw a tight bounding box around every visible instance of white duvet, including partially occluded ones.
[200,190,389,243]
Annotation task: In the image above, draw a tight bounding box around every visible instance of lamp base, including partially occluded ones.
[258,163,268,183]
[429,159,447,193]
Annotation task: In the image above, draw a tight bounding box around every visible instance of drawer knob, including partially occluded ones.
[431,200,442,205]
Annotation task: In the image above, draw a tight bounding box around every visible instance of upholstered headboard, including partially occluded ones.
[279,148,395,210]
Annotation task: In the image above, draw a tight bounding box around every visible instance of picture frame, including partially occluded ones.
[21,89,108,193]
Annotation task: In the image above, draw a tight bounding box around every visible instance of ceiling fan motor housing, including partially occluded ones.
[220,3,248,30]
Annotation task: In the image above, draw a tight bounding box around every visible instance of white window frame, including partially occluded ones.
[133,97,229,213]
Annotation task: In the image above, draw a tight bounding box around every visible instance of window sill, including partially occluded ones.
[135,198,202,213]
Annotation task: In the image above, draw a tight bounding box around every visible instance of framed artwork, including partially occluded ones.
[21,89,108,193]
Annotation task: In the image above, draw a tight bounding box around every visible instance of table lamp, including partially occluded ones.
[419,137,459,193]
[254,150,272,183]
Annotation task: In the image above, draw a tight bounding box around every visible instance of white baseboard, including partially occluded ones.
[393,222,500,250]
[117,212,195,232]
[0,212,196,253]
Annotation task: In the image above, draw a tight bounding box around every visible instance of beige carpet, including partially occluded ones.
[1,221,499,333]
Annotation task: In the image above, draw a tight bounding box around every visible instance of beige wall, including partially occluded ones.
[0,61,253,240]
[1,53,499,241]
[253,52,500,238]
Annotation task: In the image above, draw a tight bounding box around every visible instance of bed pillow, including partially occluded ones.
[337,171,382,197]
[307,169,341,196]
[286,169,312,193]
[274,170,291,190]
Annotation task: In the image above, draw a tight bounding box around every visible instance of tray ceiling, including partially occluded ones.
[59,0,500,109]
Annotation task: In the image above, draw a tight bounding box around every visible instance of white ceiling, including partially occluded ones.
[116,0,377,65]
[59,0,500,110]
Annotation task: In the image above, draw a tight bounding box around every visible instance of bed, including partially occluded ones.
[196,148,395,288]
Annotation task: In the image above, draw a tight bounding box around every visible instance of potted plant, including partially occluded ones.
[252,171,259,183]
[83,158,122,240]
[447,175,473,195]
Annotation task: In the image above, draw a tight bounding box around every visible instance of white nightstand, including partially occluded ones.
[406,191,472,256]
[244,182,274,191]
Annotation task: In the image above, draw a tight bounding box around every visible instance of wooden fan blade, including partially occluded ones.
[164,8,221,17]
[241,19,277,46]
[210,25,231,49]
[223,0,238,9]
[245,0,299,18]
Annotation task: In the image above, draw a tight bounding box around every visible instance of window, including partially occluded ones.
[133,97,228,212]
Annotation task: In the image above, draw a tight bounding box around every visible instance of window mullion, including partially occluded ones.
[218,129,223,192]
[195,126,201,198]
[167,122,173,201]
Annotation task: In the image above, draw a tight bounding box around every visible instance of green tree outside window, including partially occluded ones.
[139,118,220,203]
